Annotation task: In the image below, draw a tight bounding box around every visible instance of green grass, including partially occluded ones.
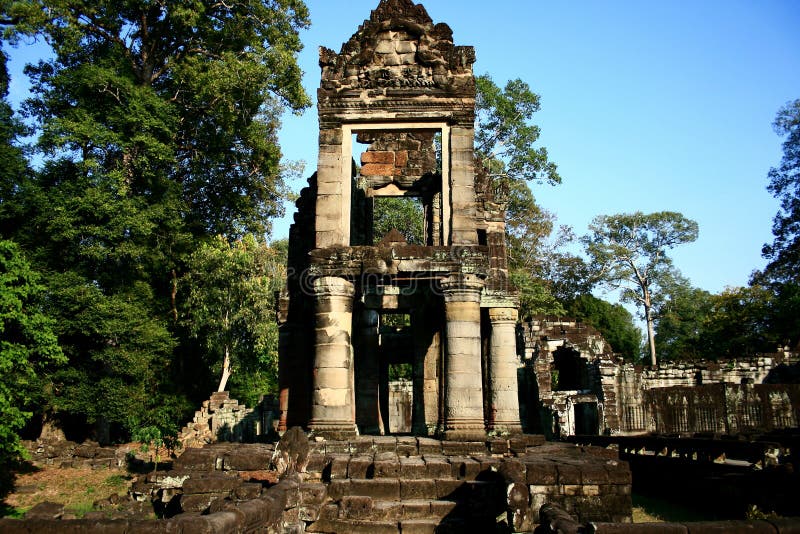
[632,493,717,523]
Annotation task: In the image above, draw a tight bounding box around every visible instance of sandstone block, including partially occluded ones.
[401,479,437,500]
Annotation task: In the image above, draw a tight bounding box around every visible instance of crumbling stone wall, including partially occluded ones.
[179,392,278,449]
[518,318,800,437]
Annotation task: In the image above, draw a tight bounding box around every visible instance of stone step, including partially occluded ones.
[307,452,506,482]
[307,497,504,533]
[327,477,503,502]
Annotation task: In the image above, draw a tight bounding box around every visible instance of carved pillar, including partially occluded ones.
[487,307,523,435]
[440,274,486,440]
[355,309,382,434]
[309,276,358,438]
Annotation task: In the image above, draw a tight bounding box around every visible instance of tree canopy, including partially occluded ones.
[582,211,699,366]
[762,98,800,283]
[0,0,311,443]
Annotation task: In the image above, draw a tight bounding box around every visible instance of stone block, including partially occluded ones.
[361,163,396,176]
[400,519,439,534]
[401,499,432,519]
[373,436,398,453]
[399,457,427,479]
[434,479,463,499]
[580,463,610,485]
[372,500,402,521]
[348,455,373,479]
[401,479,437,500]
[557,463,583,485]
[327,479,351,500]
[307,518,398,534]
[605,461,632,484]
[430,499,459,518]
[417,438,442,455]
[180,492,227,513]
[525,459,558,486]
[327,453,350,480]
[233,482,262,500]
[397,436,417,456]
[488,438,508,455]
[25,501,65,519]
[361,151,395,164]
[183,473,242,494]
[350,478,400,500]
[424,456,452,479]
[174,448,218,471]
[301,482,327,505]
[498,459,526,484]
[450,457,481,480]
[340,495,373,519]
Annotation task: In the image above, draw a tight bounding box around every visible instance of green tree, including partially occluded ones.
[182,235,282,395]
[653,277,714,361]
[582,211,699,366]
[372,197,424,244]
[0,0,310,438]
[475,75,577,317]
[566,294,642,360]
[755,98,800,350]
[0,240,64,497]
[762,99,800,282]
[702,285,780,358]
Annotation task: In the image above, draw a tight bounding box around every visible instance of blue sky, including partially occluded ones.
[5,0,800,296]
[275,0,800,294]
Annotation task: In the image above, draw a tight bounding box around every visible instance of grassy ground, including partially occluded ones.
[2,465,134,518]
[632,492,716,523]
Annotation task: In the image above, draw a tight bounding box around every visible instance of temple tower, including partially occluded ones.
[278,0,521,440]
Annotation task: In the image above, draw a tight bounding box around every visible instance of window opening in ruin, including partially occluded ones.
[372,196,424,244]
[552,347,588,391]
[477,229,488,246]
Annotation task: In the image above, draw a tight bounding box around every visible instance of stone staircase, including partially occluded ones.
[299,436,553,533]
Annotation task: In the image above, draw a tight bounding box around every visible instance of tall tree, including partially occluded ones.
[0,240,64,497]
[582,211,699,366]
[0,0,310,439]
[182,235,283,394]
[762,99,800,282]
[475,75,579,317]
[653,277,714,361]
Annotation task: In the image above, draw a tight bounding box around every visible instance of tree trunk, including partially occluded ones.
[217,345,231,392]
[645,302,657,367]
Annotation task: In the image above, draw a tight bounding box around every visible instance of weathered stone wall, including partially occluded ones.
[518,318,800,437]
[179,392,278,449]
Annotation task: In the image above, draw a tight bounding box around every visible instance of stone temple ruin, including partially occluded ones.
[278,0,522,441]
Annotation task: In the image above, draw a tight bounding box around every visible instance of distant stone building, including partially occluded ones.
[277,0,521,440]
[518,318,800,438]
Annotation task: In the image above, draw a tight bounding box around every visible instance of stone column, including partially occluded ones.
[308,276,358,439]
[440,274,486,441]
[487,307,523,435]
[355,309,382,434]
[449,126,478,245]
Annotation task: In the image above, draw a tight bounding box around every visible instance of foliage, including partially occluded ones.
[0,0,309,440]
[582,211,699,366]
[475,74,560,187]
[475,75,581,317]
[566,294,642,360]
[0,240,64,498]
[182,235,283,394]
[372,196,424,244]
[653,278,714,361]
[762,99,800,282]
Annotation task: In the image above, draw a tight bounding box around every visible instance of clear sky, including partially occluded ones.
[275,0,800,294]
[5,0,800,295]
